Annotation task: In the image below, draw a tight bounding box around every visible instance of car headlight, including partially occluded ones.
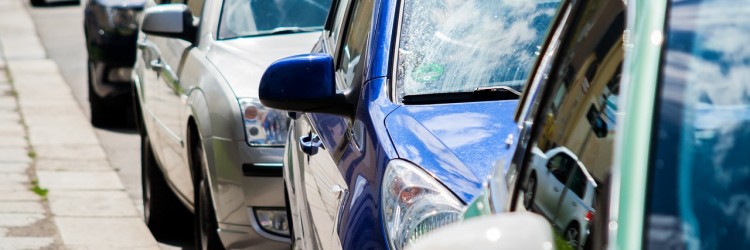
[382,159,464,250]
[238,98,290,146]
[107,8,138,34]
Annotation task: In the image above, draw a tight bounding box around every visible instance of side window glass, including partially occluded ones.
[329,0,349,47]
[515,1,625,249]
[336,0,373,89]
[187,0,204,18]
[548,154,571,183]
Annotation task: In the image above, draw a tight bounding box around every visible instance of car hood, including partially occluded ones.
[384,100,519,203]
[207,32,321,99]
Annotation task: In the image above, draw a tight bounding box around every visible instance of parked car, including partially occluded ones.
[524,146,597,247]
[415,0,750,249]
[133,0,331,249]
[257,0,563,249]
[84,0,145,127]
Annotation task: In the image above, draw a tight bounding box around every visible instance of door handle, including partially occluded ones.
[553,187,560,192]
[572,201,578,207]
[149,59,164,71]
[299,134,322,155]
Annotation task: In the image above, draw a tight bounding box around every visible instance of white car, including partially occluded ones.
[133,0,330,249]
[524,146,597,248]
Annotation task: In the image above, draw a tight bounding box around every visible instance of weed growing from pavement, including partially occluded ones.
[30,180,48,199]
[27,150,36,159]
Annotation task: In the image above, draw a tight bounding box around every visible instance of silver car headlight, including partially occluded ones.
[238,98,290,146]
[382,159,464,250]
[107,8,138,34]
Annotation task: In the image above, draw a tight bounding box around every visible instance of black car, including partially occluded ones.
[83,0,145,127]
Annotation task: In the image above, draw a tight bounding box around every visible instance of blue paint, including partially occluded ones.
[384,100,519,203]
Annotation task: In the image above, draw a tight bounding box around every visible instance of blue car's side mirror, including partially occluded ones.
[259,53,350,116]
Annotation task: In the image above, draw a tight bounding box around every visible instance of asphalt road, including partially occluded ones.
[25,2,192,249]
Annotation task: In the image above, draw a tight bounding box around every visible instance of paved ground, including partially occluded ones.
[0,0,160,248]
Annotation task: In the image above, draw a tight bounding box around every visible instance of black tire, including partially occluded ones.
[564,222,581,249]
[194,144,224,250]
[30,0,45,6]
[141,134,190,239]
[523,173,537,211]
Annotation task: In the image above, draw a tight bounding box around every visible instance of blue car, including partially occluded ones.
[259,0,562,249]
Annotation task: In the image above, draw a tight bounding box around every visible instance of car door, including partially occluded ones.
[295,0,373,248]
[139,0,204,200]
[554,164,590,231]
[535,152,571,219]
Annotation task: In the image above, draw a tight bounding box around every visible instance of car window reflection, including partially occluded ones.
[512,0,625,249]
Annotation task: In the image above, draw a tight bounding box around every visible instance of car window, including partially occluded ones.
[336,0,374,89]
[187,0,204,18]
[647,0,750,249]
[217,0,332,39]
[394,0,562,102]
[548,153,572,183]
[328,0,349,50]
[569,166,587,199]
[511,0,625,249]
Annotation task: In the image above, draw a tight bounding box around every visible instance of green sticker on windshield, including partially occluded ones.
[412,63,444,82]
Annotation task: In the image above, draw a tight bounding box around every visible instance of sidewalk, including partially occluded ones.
[0,0,159,248]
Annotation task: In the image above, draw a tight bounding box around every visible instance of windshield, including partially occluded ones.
[647,0,750,249]
[395,0,562,101]
[218,0,332,39]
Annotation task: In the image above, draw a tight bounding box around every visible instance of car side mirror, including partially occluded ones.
[259,53,351,116]
[406,212,555,250]
[140,4,197,43]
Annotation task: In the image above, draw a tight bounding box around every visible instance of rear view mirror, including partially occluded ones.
[406,212,555,250]
[140,4,197,43]
[259,54,350,116]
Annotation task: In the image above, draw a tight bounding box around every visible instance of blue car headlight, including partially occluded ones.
[382,159,464,250]
[238,98,290,146]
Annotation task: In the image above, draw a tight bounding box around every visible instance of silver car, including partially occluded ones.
[133,0,331,249]
[523,146,597,248]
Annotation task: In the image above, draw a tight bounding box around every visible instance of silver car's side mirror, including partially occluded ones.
[406,212,556,250]
[140,4,197,43]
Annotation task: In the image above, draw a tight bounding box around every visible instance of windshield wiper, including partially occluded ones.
[232,27,322,39]
[402,86,521,105]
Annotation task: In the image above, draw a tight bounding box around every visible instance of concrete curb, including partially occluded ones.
[0,0,159,248]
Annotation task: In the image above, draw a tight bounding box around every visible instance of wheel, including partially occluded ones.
[564,223,581,249]
[523,173,537,210]
[30,0,45,6]
[194,143,224,250]
[141,134,190,239]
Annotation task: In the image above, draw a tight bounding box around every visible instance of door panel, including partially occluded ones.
[302,113,348,250]
[148,35,194,201]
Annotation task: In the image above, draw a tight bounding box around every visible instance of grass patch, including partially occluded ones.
[30,180,48,199]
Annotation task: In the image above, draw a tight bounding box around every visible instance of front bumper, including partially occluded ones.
[208,139,289,248]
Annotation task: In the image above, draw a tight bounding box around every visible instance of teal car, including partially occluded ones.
[409,0,750,249]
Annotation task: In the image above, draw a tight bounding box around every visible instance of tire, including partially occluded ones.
[564,222,581,249]
[194,144,224,250]
[141,134,191,239]
[30,0,45,6]
[523,173,537,211]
